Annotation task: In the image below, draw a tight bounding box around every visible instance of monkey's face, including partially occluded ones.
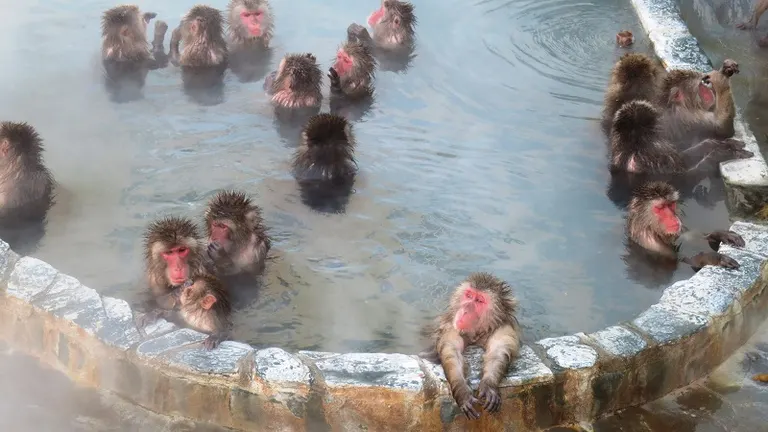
[236,5,265,36]
[616,31,633,47]
[651,199,681,236]
[453,284,489,333]
[209,220,234,250]
[161,244,191,285]
[333,49,354,76]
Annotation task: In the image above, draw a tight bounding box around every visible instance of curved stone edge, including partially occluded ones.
[630,0,768,218]
[0,222,766,430]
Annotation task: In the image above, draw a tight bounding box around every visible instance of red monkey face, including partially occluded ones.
[333,49,354,76]
[652,200,681,234]
[240,9,263,36]
[209,221,233,249]
[453,286,489,332]
[162,246,190,285]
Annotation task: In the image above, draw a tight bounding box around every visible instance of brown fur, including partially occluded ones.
[424,273,520,419]
[143,216,207,297]
[226,0,274,48]
[267,53,323,108]
[204,190,271,277]
[170,5,228,68]
[330,41,376,100]
[367,0,416,50]
[293,114,357,183]
[601,53,664,133]
[178,273,232,336]
[626,181,681,258]
[101,5,156,62]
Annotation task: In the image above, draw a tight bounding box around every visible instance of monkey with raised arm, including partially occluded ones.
[737,0,768,46]
[627,181,745,271]
[170,5,227,68]
[204,190,271,277]
[422,273,521,420]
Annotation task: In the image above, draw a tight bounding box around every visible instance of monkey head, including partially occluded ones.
[616,30,634,47]
[629,182,682,239]
[269,53,323,108]
[228,0,272,41]
[101,5,157,61]
[661,70,715,111]
[0,121,43,165]
[185,5,224,39]
[450,273,516,335]
[367,0,416,46]
[204,190,263,251]
[179,275,220,310]
[332,41,374,79]
[144,216,203,286]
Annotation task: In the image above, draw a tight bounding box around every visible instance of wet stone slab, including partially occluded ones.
[304,352,423,391]
[136,328,208,358]
[163,341,253,375]
[6,257,58,302]
[32,274,105,334]
[632,304,708,344]
[588,326,647,358]
[537,334,598,370]
[0,239,18,280]
[255,348,311,385]
[723,222,768,259]
[97,296,141,350]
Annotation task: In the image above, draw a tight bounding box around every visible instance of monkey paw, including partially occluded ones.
[155,20,169,36]
[687,252,740,271]
[207,241,224,261]
[721,59,740,77]
[457,395,480,420]
[328,67,341,88]
[203,334,223,350]
[708,231,746,248]
[136,312,158,330]
[478,383,502,413]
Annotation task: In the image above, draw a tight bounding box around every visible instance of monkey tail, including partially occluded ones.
[612,100,659,150]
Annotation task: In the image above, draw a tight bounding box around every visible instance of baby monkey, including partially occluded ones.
[616,30,634,47]
[627,181,745,270]
[139,273,232,350]
[422,273,521,419]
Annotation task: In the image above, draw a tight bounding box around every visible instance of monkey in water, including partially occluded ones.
[421,273,521,420]
[359,0,416,51]
[657,60,740,151]
[329,33,376,120]
[227,0,273,49]
[143,216,208,302]
[616,30,634,47]
[292,114,357,213]
[139,273,232,350]
[170,5,227,68]
[627,181,745,271]
[204,190,271,277]
[0,122,55,251]
[264,53,323,109]
[601,53,666,134]
[737,0,768,46]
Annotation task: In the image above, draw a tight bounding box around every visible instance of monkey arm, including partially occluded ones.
[711,74,736,139]
[169,27,182,67]
[478,324,520,413]
[147,21,169,70]
[704,230,745,251]
[739,0,768,29]
[681,252,739,271]
[437,330,480,419]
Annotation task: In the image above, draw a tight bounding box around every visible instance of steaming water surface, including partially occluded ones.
[0,0,734,353]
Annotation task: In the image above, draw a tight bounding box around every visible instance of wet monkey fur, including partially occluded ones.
[328,37,376,101]
[204,190,271,277]
[265,53,323,109]
[170,5,228,68]
[627,181,746,271]
[421,273,521,420]
[227,0,274,49]
[616,30,634,47]
[101,4,167,66]
[601,53,665,134]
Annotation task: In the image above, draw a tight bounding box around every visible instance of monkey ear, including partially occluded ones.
[670,87,684,103]
[201,294,217,310]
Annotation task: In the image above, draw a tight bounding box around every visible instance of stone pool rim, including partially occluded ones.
[3,0,768,430]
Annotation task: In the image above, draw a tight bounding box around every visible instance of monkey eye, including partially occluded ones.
[464,291,473,300]
[177,247,188,254]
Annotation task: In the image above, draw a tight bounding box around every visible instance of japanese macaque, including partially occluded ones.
[616,30,634,47]
[365,0,416,50]
[737,0,768,47]
[658,60,738,151]
[264,53,323,109]
[292,114,357,213]
[421,273,521,420]
[101,5,169,101]
[204,190,271,277]
[170,5,227,68]
[143,216,207,299]
[601,53,665,134]
[610,100,752,179]
[0,122,55,250]
[138,274,232,350]
[626,181,745,271]
[329,35,376,114]
[226,0,273,49]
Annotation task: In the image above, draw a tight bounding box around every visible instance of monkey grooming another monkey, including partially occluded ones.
[292,114,357,213]
[264,53,323,109]
[143,216,208,300]
[227,0,273,49]
[601,53,665,134]
[204,190,271,277]
[170,5,227,68]
[737,0,768,46]
[139,273,232,350]
[627,181,745,271]
[421,273,521,420]
[616,30,634,47]
[658,60,739,151]
[0,122,55,250]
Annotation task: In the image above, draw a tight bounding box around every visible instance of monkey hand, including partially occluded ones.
[155,20,169,38]
[137,310,163,330]
[207,241,225,261]
[737,21,753,30]
[456,392,480,420]
[706,230,745,248]
[328,67,342,90]
[684,252,740,271]
[478,381,502,413]
[347,23,373,45]
[707,71,730,92]
[142,12,157,24]
[721,59,740,77]
[203,333,225,350]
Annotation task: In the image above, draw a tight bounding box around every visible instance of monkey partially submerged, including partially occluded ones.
[204,190,271,277]
[616,30,634,47]
[170,5,228,68]
[101,5,169,101]
[226,0,274,82]
[328,34,376,120]
[138,273,232,350]
[626,181,745,271]
[601,53,665,134]
[346,0,416,72]
[265,53,323,109]
[421,273,521,420]
[0,122,55,251]
[292,114,357,213]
